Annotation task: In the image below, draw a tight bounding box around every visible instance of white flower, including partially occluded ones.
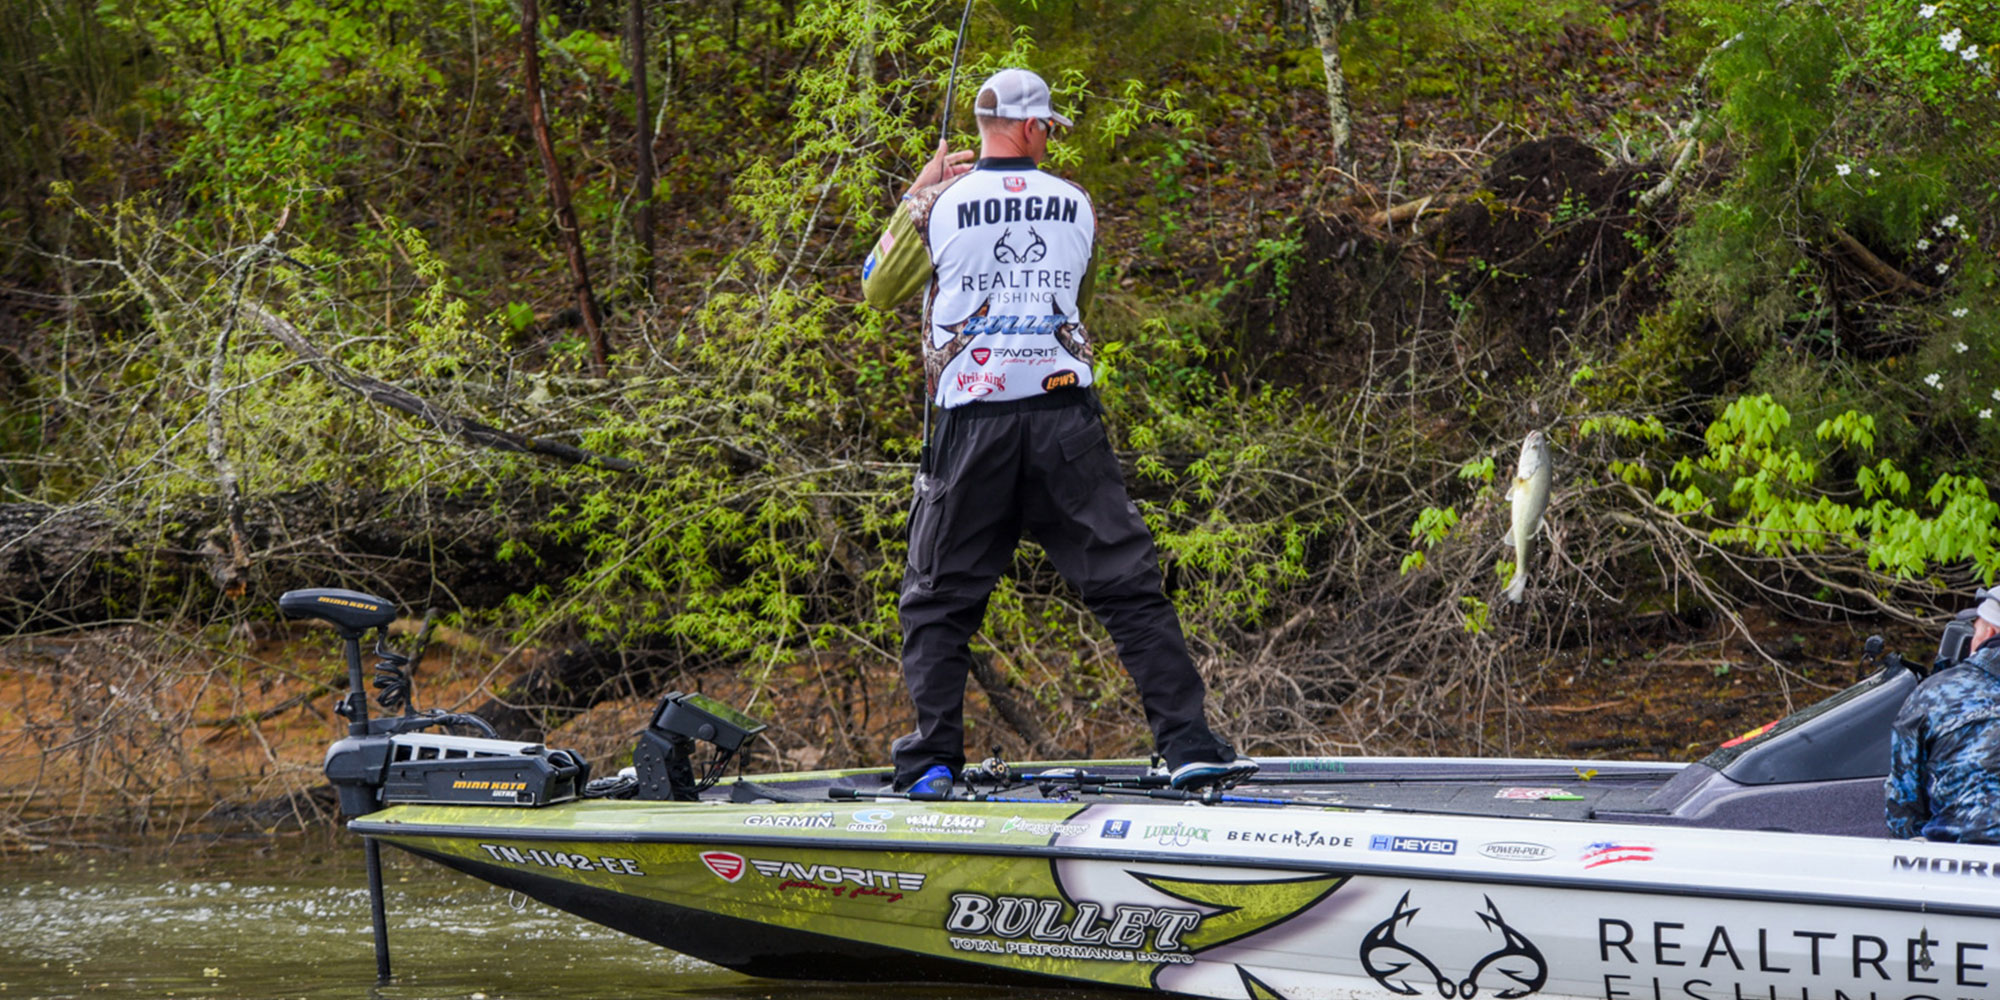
[1918,2,1937,16]
[1925,372,1944,389]
[1965,45,1982,62]
[1984,409,1995,420]
[1869,168,1881,177]
[1942,214,1960,228]
[1918,238,1933,250]
[1992,387,2000,401]
[1941,28,1964,52]
[1956,341,1970,353]
[1837,163,1853,176]
[1953,307,1970,317]
[1937,263,1951,274]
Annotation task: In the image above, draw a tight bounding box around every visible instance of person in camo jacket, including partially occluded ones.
[1886,586,2000,843]
[860,67,1256,799]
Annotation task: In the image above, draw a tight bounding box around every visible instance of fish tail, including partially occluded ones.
[1504,572,1526,603]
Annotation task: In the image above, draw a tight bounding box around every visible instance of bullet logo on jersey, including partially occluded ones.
[994,227,1047,264]
[971,348,991,365]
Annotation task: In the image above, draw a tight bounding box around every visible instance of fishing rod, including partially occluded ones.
[918,0,974,483]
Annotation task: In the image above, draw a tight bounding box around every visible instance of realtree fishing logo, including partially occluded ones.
[993,227,1047,264]
[1360,892,1547,998]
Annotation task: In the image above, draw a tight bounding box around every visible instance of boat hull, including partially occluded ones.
[357,798,2000,999]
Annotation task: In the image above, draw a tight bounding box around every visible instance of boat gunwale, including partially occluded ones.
[348,816,2000,921]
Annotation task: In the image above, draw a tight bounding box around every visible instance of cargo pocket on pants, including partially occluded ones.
[907,473,948,583]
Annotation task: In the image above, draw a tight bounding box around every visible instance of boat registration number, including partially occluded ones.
[478,843,644,876]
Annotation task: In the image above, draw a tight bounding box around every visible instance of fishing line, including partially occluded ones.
[918,0,976,480]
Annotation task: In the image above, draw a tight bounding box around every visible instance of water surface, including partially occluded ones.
[0,845,1098,1000]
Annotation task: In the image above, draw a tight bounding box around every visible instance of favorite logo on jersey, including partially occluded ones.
[971,348,991,365]
[993,227,1047,264]
[1043,370,1079,392]
[956,371,1006,396]
[1004,176,1026,193]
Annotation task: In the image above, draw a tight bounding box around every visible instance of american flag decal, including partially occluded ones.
[1581,842,1655,868]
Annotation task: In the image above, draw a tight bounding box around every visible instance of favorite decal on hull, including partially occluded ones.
[1360,892,1548,999]
[700,850,926,902]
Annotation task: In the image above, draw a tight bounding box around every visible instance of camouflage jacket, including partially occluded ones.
[1885,642,2000,843]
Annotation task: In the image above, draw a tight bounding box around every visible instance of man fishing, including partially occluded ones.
[1885,586,2000,844]
[861,67,1256,799]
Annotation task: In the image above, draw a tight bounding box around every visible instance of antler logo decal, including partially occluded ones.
[1360,892,1547,998]
[993,227,1047,264]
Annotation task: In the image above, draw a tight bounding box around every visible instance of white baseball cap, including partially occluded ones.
[1975,586,2000,628]
[973,68,1073,128]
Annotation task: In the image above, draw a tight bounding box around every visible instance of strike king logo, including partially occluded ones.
[700,851,926,902]
[944,892,1201,965]
[1361,892,1547,998]
[955,371,1006,397]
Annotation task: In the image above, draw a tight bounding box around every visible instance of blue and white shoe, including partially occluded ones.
[906,764,956,800]
[1168,758,1260,791]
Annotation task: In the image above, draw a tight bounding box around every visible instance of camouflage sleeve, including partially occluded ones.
[861,203,933,310]
[1885,706,1929,838]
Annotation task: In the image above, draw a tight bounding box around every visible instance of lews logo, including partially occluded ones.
[1371,834,1457,856]
[1480,841,1556,862]
[1043,369,1079,392]
[1361,892,1546,999]
[971,347,991,365]
[700,851,745,882]
[1142,822,1211,847]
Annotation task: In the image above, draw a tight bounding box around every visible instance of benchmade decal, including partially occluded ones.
[1371,834,1458,856]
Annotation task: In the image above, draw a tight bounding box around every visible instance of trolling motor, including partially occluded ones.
[281,586,589,982]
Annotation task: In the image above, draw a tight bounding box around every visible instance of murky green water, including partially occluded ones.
[0,845,1097,1000]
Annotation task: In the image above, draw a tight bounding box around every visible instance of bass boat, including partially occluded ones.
[282,588,2000,1000]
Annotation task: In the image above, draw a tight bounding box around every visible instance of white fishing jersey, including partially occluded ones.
[861,157,1099,409]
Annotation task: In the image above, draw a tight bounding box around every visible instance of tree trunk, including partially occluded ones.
[626,0,656,300]
[1305,0,1354,163]
[520,0,612,374]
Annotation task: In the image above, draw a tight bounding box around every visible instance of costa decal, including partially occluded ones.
[993,226,1048,264]
[748,858,926,893]
[971,347,991,365]
[1582,841,1654,868]
[1371,834,1458,856]
[1100,819,1130,839]
[1003,176,1026,193]
[1479,841,1556,862]
[1893,854,2000,877]
[846,808,891,833]
[700,851,745,882]
[742,812,835,829]
[1142,822,1211,847]
[1042,369,1079,392]
[944,892,1201,963]
[999,816,1088,837]
[904,813,987,833]
[1223,829,1355,850]
[1361,892,1546,998]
